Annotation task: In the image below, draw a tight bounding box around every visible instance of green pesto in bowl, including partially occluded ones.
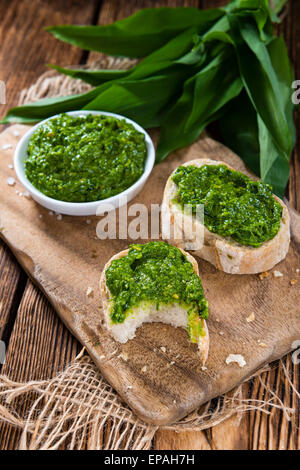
[172,164,282,248]
[105,241,209,343]
[25,113,147,202]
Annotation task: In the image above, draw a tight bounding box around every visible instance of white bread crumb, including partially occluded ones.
[86,286,94,297]
[118,352,128,362]
[141,366,147,373]
[160,346,166,353]
[246,312,255,323]
[273,270,283,278]
[226,354,246,368]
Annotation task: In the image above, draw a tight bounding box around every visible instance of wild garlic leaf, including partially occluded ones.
[229,15,291,158]
[47,65,132,86]
[156,49,243,161]
[219,91,260,176]
[46,7,224,58]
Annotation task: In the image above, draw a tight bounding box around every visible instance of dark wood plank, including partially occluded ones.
[0,242,27,354]
[0,280,80,450]
[0,0,99,449]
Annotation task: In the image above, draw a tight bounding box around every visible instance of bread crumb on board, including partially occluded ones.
[141,366,147,373]
[118,352,128,362]
[226,354,246,368]
[290,279,297,286]
[86,286,94,297]
[160,346,166,353]
[259,271,269,280]
[246,312,255,323]
[273,270,283,278]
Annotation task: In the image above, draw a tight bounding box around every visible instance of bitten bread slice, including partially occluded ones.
[161,159,290,275]
[100,248,209,364]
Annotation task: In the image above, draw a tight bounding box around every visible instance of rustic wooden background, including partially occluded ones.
[0,0,299,450]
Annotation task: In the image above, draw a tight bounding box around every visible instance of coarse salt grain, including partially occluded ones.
[201,366,207,371]
[226,354,246,368]
[141,366,147,373]
[7,177,15,186]
[56,214,62,221]
[160,346,166,353]
[2,144,12,150]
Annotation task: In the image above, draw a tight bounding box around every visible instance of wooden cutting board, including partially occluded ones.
[1,124,299,425]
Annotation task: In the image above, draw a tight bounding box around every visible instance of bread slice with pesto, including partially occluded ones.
[161,159,290,275]
[100,242,209,364]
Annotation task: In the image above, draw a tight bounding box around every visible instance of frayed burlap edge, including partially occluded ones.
[0,56,297,450]
[0,352,297,450]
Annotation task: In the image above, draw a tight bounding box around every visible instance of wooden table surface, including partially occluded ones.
[0,0,299,450]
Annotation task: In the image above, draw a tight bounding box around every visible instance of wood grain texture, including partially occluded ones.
[1,125,299,426]
[0,0,98,450]
[0,280,80,449]
[0,0,299,449]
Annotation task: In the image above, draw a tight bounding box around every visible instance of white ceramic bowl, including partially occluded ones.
[14,110,155,216]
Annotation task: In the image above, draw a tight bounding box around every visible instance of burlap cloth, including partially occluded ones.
[0,57,298,450]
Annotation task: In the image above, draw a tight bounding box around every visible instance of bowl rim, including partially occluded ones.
[14,110,155,212]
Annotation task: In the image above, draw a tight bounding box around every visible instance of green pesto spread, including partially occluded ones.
[172,164,282,248]
[105,241,209,343]
[25,113,147,202]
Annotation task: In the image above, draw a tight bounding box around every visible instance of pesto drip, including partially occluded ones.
[105,242,209,343]
[172,164,282,248]
[25,113,147,202]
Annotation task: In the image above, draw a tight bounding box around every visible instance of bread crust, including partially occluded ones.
[100,247,209,364]
[161,159,290,275]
